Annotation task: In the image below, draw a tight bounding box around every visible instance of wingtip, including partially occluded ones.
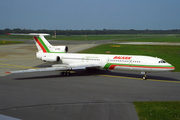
[6,33,11,35]
[5,71,11,73]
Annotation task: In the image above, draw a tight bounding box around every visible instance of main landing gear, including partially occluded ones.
[142,72,147,80]
[60,71,71,76]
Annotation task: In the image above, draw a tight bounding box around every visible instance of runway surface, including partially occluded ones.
[0,39,180,120]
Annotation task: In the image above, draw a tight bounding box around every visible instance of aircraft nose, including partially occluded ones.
[169,64,175,71]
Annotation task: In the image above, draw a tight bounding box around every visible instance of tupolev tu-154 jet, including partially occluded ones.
[6,33,175,80]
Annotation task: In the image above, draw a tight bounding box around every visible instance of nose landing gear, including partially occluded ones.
[143,72,147,80]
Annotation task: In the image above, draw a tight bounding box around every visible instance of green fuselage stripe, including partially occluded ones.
[103,63,174,69]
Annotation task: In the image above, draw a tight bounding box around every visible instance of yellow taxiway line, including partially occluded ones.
[100,74,180,84]
[0,57,36,61]
[0,63,37,69]
[1,64,179,84]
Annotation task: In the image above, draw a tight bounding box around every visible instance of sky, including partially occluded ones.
[1,0,180,30]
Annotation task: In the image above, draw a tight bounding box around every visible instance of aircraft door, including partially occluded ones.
[101,58,110,69]
[107,58,110,63]
[129,59,133,70]
[129,59,132,66]
[106,58,111,69]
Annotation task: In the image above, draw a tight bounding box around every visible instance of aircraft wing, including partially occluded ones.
[68,64,100,69]
[6,64,100,74]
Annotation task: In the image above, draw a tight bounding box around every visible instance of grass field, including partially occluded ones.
[0,34,154,40]
[48,34,164,41]
[79,44,180,72]
[1,34,180,42]
[116,36,180,42]
[134,101,180,120]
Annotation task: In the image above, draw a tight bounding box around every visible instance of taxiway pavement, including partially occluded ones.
[0,69,180,120]
[0,40,180,120]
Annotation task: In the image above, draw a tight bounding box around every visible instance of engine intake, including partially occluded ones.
[42,56,60,62]
[51,46,68,53]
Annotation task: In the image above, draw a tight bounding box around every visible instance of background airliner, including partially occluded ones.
[6,33,175,80]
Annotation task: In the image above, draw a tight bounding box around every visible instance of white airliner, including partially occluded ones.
[6,33,175,80]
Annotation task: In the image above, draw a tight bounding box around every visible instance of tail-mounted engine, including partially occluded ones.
[50,46,68,53]
[42,56,61,63]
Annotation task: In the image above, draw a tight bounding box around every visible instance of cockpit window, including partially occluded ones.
[159,60,167,63]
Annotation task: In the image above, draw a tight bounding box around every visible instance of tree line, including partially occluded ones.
[1,28,180,35]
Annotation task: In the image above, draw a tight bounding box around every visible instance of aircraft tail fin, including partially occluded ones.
[32,33,52,53]
[7,33,68,53]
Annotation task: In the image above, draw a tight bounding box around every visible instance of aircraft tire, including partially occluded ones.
[67,72,70,76]
[143,76,147,80]
[60,72,64,76]
[64,72,67,76]
[60,71,71,76]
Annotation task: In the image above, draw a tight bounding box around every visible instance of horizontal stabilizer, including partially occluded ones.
[6,33,50,37]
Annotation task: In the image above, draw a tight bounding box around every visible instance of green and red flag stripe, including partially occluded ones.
[34,37,50,53]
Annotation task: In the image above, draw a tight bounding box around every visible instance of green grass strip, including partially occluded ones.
[1,34,180,42]
[134,101,180,120]
[116,36,180,42]
[103,63,174,69]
